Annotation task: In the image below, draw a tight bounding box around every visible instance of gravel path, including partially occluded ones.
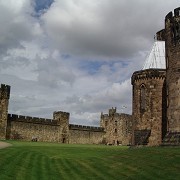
[0,141,12,149]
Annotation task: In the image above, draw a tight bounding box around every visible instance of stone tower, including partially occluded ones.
[0,84,10,140]
[131,34,167,146]
[53,111,70,143]
[165,7,180,132]
[100,107,132,145]
[131,69,166,146]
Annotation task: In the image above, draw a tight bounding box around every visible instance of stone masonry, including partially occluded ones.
[165,8,180,132]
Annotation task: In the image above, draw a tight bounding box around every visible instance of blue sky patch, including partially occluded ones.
[79,61,104,75]
[33,0,54,14]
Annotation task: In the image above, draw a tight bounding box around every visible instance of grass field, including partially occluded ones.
[0,141,180,180]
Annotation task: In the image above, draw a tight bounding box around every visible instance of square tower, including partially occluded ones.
[0,84,10,140]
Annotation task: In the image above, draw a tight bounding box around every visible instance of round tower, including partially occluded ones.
[165,7,180,132]
[131,69,166,146]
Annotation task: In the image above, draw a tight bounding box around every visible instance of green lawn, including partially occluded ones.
[0,141,180,180]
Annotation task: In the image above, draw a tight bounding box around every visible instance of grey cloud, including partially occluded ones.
[42,0,179,59]
[37,55,76,88]
[63,79,132,115]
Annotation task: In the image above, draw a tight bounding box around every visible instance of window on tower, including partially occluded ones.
[115,121,117,126]
[140,84,146,112]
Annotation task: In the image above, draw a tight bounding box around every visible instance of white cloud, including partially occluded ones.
[0,0,42,53]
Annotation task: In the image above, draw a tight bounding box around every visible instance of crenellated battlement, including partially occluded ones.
[69,124,104,132]
[109,107,116,116]
[8,114,59,126]
[165,7,180,45]
[0,84,11,99]
[131,69,166,85]
[101,112,131,119]
[156,29,165,41]
[165,7,180,20]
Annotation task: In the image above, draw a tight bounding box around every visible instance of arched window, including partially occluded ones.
[140,84,146,112]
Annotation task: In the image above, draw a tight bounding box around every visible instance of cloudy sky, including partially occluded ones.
[0,0,179,126]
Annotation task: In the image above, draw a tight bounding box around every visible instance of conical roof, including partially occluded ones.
[142,41,165,70]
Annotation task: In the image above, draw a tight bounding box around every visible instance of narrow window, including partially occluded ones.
[115,121,117,126]
[167,85,169,107]
[140,85,146,112]
[166,56,169,69]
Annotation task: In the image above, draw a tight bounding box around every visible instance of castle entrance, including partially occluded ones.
[62,137,66,143]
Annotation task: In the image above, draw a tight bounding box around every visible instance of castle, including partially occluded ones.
[0,7,180,146]
[132,7,180,146]
[0,85,132,144]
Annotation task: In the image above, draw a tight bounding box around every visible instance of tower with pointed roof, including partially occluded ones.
[131,34,167,146]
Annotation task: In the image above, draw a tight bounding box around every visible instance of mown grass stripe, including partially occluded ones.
[13,151,35,180]
[50,158,67,180]
[0,150,30,180]
[30,153,46,180]
[65,158,91,179]
[75,159,108,180]
[0,141,179,180]
[90,157,126,179]
[58,158,75,179]
[60,158,82,179]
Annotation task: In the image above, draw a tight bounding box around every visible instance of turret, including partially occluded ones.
[109,107,116,116]
[0,84,10,100]
[53,111,70,123]
[53,111,70,143]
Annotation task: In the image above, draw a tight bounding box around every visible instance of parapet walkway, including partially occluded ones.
[0,141,12,149]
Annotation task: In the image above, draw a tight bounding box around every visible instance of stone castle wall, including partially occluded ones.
[131,69,166,146]
[100,108,132,145]
[69,124,105,144]
[6,114,105,144]
[7,114,60,142]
